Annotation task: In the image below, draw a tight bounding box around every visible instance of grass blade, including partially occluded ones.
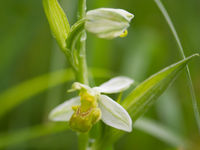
[0,118,187,149]
[122,54,198,123]
[0,123,68,149]
[0,69,74,118]
[0,68,111,118]
[134,118,188,148]
[100,54,198,146]
[154,0,200,133]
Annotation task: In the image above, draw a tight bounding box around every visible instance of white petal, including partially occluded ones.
[94,76,134,94]
[98,95,132,132]
[49,97,80,122]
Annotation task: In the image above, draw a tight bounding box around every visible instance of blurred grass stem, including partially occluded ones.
[154,0,200,133]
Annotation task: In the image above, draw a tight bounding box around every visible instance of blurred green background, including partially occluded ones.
[0,0,200,149]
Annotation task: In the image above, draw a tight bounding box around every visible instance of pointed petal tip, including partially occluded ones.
[125,127,132,132]
[126,122,133,132]
[122,114,132,132]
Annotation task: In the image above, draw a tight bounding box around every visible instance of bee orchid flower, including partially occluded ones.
[49,76,134,132]
[85,8,134,39]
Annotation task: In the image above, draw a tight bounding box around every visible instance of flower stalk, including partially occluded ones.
[76,0,88,85]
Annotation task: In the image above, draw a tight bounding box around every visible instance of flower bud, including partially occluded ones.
[85,8,134,39]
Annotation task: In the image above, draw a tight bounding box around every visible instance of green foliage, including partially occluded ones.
[0,118,187,149]
[0,68,111,118]
[0,123,68,149]
[99,54,198,148]
[134,118,188,148]
[43,0,70,50]
[123,54,198,123]
[154,0,200,132]
[0,69,74,118]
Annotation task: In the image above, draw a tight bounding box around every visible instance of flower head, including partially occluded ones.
[85,8,134,39]
[49,76,134,132]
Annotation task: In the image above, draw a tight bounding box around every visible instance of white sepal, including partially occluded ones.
[49,97,80,122]
[98,95,132,132]
[94,76,134,94]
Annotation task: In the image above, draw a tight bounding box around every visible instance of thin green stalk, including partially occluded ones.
[77,0,89,149]
[76,0,88,85]
[154,0,200,133]
[78,133,89,150]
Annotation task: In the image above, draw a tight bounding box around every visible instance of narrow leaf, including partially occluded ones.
[0,123,68,149]
[154,0,200,133]
[134,118,188,148]
[122,54,199,122]
[103,54,199,143]
[0,119,188,149]
[0,68,111,118]
[66,19,85,51]
[0,69,74,118]
[43,0,70,50]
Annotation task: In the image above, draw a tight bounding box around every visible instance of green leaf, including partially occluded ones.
[0,68,112,118]
[134,118,188,148]
[0,123,68,149]
[154,0,200,133]
[65,19,86,69]
[66,19,85,51]
[43,0,70,50]
[101,54,199,145]
[0,69,74,118]
[122,54,199,123]
[0,118,187,149]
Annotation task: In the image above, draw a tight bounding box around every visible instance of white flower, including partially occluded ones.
[85,8,134,39]
[49,76,134,132]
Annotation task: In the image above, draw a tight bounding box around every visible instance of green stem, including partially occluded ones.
[76,32,88,84]
[76,0,88,85]
[78,0,86,19]
[78,133,89,150]
[77,0,89,149]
